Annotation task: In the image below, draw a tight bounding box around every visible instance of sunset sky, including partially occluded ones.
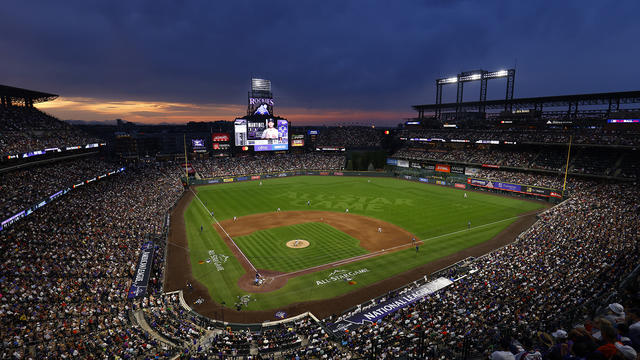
[2,1,639,126]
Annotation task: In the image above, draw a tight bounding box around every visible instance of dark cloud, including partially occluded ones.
[1,0,639,123]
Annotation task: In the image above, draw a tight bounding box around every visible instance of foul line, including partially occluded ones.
[190,189,258,273]
[274,213,527,279]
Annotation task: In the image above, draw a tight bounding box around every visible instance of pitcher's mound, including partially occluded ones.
[286,239,309,249]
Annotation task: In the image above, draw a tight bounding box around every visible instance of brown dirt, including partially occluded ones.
[213,210,419,293]
[286,240,310,248]
[164,185,550,324]
[217,210,416,253]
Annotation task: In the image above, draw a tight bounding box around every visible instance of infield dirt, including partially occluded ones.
[214,210,419,293]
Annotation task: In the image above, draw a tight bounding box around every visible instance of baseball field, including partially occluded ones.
[166,176,545,320]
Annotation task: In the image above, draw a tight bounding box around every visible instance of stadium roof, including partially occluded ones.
[413,90,640,113]
[0,84,58,105]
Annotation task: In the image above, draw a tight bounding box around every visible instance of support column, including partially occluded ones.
[479,72,488,114]
[456,78,464,116]
[435,82,443,119]
[504,69,516,113]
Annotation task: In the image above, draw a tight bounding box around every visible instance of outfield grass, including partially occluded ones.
[184,176,544,311]
[233,222,368,273]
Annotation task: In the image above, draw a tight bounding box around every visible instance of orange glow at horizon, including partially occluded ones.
[37,96,412,126]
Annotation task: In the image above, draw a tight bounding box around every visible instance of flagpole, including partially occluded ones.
[562,135,572,197]
[184,134,189,186]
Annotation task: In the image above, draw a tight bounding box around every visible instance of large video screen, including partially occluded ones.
[191,138,207,153]
[234,118,288,151]
[191,139,205,148]
[291,134,305,147]
[211,133,231,150]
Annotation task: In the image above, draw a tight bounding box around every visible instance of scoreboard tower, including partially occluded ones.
[248,78,274,116]
[235,78,289,152]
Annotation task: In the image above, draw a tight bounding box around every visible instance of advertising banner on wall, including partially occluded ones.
[212,133,230,142]
[329,277,453,333]
[467,178,562,198]
[127,241,155,299]
[451,165,465,174]
[465,167,479,176]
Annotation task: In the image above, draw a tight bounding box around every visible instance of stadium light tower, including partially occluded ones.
[435,68,516,117]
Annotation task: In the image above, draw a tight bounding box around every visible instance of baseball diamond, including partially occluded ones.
[164,175,545,322]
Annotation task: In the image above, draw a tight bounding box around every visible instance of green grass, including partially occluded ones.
[233,222,368,273]
[183,176,545,311]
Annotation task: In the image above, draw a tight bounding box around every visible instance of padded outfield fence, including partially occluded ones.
[183,167,564,203]
[183,169,394,186]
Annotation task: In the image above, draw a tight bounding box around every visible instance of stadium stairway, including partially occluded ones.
[132,309,178,348]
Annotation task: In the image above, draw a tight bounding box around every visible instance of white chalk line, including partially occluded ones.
[274,213,526,279]
[190,189,257,273]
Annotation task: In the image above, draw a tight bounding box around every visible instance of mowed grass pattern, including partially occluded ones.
[185,176,545,311]
[233,222,368,273]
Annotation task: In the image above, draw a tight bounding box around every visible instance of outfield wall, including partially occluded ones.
[184,167,563,203]
[184,169,393,186]
[389,164,565,203]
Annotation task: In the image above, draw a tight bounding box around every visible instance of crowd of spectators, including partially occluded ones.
[2,148,639,359]
[392,147,538,167]
[472,168,593,191]
[571,150,621,176]
[139,299,336,359]
[399,128,640,146]
[143,300,205,348]
[0,106,102,155]
[618,154,640,179]
[331,183,640,359]
[257,325,303,353]
[191,153,345,178]
[392,146,636,178]
[0,157,120,219]
[0,162,183,359]
[316,126,382,148]
[530,149,567,172]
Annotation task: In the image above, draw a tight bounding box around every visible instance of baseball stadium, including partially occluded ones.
[2,4,640,360]
[2,75,639,359]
